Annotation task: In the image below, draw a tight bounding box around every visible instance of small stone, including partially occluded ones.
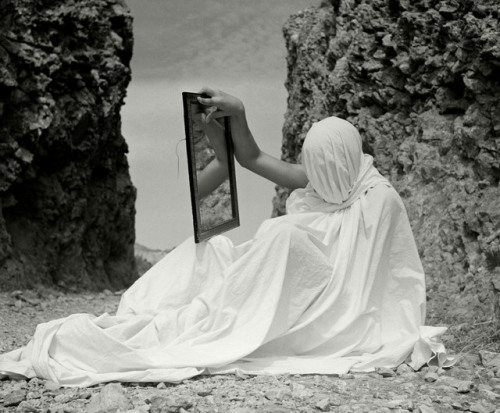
[451,401,466,411]
[457,380,473,393]
[315,397,331,411]
[28,377,44,387]
[195,386,213,397]
[157,382,167,389]
[26,391,41,400]
[261,406,294,413]
[385,399,411,410]
[150,396,193,413]
[16,401,38,412]
[439,376,473,393]
[291,382,313,399]
[339,373,355,379]
[479,387,500,400]
[264,388,292,401]
[427,365,439,373]
[457,353,480,369]
[4,389,27,407]
[479,383,493,392]
[424,372,439,382]
[44,380,61,391]
[479,350,500,369]
[87,383,132,413]
[54,392,75,404]
[469,403,491,413]
[376,367,396,378]
[235,370,249,380]
[397,363,414,375]
[417,405,437,413]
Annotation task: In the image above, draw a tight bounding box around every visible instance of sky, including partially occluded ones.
[122,0,318,250]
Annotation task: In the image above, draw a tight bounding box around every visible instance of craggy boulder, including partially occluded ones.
[0,0,137,290]
[276,0,500,334]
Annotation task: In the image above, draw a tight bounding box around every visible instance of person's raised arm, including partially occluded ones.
[197,158,228,199]
[197,87,308,190]
[191,105,229,198]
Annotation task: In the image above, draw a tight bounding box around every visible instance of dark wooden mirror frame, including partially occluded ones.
[182,92,240,243]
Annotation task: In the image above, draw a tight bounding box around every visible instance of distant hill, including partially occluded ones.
[134,244,172,276]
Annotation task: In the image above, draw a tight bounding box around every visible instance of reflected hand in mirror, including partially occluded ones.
[182,92,239,243]
[191,103,229,199]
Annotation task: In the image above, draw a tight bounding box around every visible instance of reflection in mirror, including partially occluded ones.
[182,92,239,243]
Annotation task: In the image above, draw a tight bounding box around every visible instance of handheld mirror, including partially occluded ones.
[182,92,240,243]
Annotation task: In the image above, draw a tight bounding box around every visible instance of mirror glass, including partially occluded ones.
[182,92,240,243]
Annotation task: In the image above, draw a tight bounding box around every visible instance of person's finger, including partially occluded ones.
[203,106,218,123]
[198,86,220,105]
[197,96,213,106]
[206,109,229,123]
[199,86,217,97]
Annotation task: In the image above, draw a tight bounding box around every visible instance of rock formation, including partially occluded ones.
[276,0,499,332]
[0,0,137,290]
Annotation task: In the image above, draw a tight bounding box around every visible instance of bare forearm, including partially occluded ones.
[197,158,228,199]
[198,87,308,190]
[244,151,308,189]
[230,113,307,189]
[229,111,260,167]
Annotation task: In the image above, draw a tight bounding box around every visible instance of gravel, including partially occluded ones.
[1,289,500,412]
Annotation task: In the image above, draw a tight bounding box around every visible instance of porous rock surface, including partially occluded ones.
[0,0,137,290]
[275,0,500,336]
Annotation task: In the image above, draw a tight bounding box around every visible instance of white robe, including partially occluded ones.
[0,117,452,387]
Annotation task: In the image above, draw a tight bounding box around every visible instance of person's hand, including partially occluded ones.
[197,87,245,123]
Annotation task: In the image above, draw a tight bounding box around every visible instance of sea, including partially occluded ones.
[122,0,318,249]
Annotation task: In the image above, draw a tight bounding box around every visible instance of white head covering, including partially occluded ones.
[287,117,390,214]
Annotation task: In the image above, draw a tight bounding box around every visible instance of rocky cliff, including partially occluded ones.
[0,0,137,290]
[277,0,499,337]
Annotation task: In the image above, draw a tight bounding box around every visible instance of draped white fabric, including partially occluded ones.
[0,117,453,387]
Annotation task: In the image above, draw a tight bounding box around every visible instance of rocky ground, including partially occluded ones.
[1,289,500,412]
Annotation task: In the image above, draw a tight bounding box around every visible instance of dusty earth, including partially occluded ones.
[1,289,499,413]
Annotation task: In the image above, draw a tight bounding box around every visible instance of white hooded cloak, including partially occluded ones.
[0,117,452,386]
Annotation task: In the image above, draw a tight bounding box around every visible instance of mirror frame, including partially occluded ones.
[182,92,240,243]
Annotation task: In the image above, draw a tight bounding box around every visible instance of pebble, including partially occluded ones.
[479,350,500,369]
[457,380,473,393]
[264,388,292,401]
[451,401,466,410]
[315,397,330,411]
[424,372,439,382]
[416,405,437,413]
[150,395,193,413]
[376,367,396,378]
[396,363,414,375]
[479,387,500,400]
[17,400,39,412]
[469,402,493,413]
[290,382,314,399]
[87,383,132,413]
[195,386,213,396]
[3,389,27,407]
[235,370,250,380]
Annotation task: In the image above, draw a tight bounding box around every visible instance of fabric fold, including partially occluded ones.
[0,116,454,386]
